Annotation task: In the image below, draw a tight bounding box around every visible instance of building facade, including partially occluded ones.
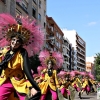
[69,46,76,70]
[86,56,95,75]
[62,29,86,71]
[86,62,95,75]
[63,37,70,71]
[0,0,46,33]
[46,16,64,53]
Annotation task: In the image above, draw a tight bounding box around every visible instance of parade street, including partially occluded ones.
[75,92,97,100]
[63,92,97,100]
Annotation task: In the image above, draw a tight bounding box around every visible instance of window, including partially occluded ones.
[44,10,46,16]
[22,0,28,11]
[32,6,36,18]
[59,34,61,39]
[56,42,58,47]
[33,0,37,4]
[56,32,59,37]
[38,13,41,21]
[16,9,22,16]
[44,0,46,4]
[39,0,41,8]
[59,42,61,48]
[54,47,56,51]
[44,22,46,28]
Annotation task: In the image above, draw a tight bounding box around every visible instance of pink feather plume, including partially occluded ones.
[80,72,86,76]
[37,66,44,75]
[52,51,64,68]
[39,50,64,69]
[70,71,75,77]
[39,50,50,62]
[0,13,44,57]
[58,71,66,77]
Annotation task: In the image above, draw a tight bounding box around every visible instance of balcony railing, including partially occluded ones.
[77,46,85,53]
[77,60,85,65]
[77,40,85,48]
[77,50,85,57]
[77,56,85,61]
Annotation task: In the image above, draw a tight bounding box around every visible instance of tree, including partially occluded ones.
[94,53,100,82]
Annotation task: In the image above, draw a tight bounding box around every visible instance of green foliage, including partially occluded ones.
[95,53,100,81]
[29,54,41,74]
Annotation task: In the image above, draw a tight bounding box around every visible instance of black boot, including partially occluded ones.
[79,92,82,99]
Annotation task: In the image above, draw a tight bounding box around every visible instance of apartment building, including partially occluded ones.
[86,62,94,74]
[62,29,86,71]
[69,46,76,70]
[63,37,70,71]
[0,0,46,32]
[86,56,95,75]
[46,15,64,53]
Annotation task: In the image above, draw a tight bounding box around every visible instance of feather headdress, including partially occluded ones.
[39,50,64,69]
[57,71,67,77]
[37,66,44,75]
[0,13,44,56]
[88,73,94,80]
[70,71,75,77]
[80,72,86,76]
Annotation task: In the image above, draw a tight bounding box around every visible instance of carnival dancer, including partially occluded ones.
[65,71,76,100]
[0,13,44,100]
[70,71,81,93]
[88,73,97,93]
[79,72,90,99]
[38,50,63,100]
[58,71,70,99]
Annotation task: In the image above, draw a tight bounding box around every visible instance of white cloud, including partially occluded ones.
[87,22,97,26]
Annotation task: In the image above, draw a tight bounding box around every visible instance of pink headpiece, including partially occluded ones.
[80,72,86,76]
[57,71,66,77]
[37,66,44,75]
[88,73,94,80]
[70,71,75,77]
[39,50,64,69]
[33,74,39,79]
[73,70,80,75]
[0,13,44,57]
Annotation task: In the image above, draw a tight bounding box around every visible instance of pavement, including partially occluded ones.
[75,92,97,100]
[63,92,97,100]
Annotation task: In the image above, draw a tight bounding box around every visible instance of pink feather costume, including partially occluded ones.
[38,50,64,100]
[0,13,44,100]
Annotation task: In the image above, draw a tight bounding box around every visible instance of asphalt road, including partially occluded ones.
[75,92,97,100]
[63,92,97,100]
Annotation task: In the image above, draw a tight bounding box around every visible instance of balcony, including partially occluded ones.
[77,56,85,61]
[47,26,54,34]
[76,40,85,48]
[63,45,70,51]
[63,52,70,58]
[77,50,85,57]
[63,61,70,65]
[77,46,85,53]
[77,60,85,66]
[16,2,28,14]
